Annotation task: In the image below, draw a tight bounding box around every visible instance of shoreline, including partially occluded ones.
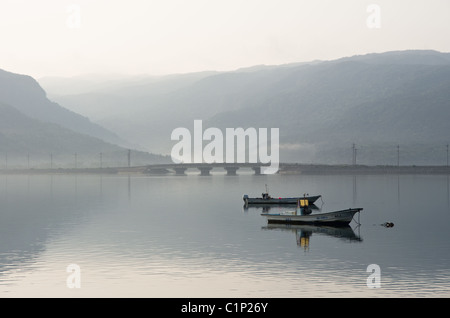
[1,164,450,175]
[278,164,450,175]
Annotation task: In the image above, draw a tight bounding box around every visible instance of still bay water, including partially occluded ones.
[0,171,450,297]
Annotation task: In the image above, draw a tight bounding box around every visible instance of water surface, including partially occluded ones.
[1,172,449,297]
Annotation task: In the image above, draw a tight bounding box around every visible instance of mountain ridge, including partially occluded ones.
[0,69,169,168]
[39,50,450,165]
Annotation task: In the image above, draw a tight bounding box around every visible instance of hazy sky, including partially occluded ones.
[1,0,449,78]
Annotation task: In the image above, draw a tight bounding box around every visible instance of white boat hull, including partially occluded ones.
[262,208,362,226]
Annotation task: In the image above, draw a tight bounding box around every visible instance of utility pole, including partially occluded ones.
[352,143,356,165]
[447,144,449,167]
[351,143,360,165]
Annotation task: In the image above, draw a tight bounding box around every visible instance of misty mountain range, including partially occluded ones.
[0,69,167,168]
[1,50,449,168]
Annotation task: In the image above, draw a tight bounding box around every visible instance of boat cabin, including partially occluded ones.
[298,199,312,215]
[262,192,271,200]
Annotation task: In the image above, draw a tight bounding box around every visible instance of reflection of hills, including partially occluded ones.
[262,223,363,250]
[0,175,119,280]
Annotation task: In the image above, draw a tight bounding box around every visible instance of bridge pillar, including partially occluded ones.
[252,166,261,175]
[225,166,239,176]
[173,167,187,175]
[198,167,213,176]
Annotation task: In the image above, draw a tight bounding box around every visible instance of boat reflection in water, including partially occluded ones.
[262,223,363,251]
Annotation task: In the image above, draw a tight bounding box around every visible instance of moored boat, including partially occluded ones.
[243,185,321,205]
[244,194,322,205]
[261,199,362,226]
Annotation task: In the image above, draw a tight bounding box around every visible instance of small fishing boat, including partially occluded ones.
[243,185,321,205]
[244,194,322,205]
[261,199,362,226]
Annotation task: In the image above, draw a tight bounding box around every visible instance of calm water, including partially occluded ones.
[1,171,450,297]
